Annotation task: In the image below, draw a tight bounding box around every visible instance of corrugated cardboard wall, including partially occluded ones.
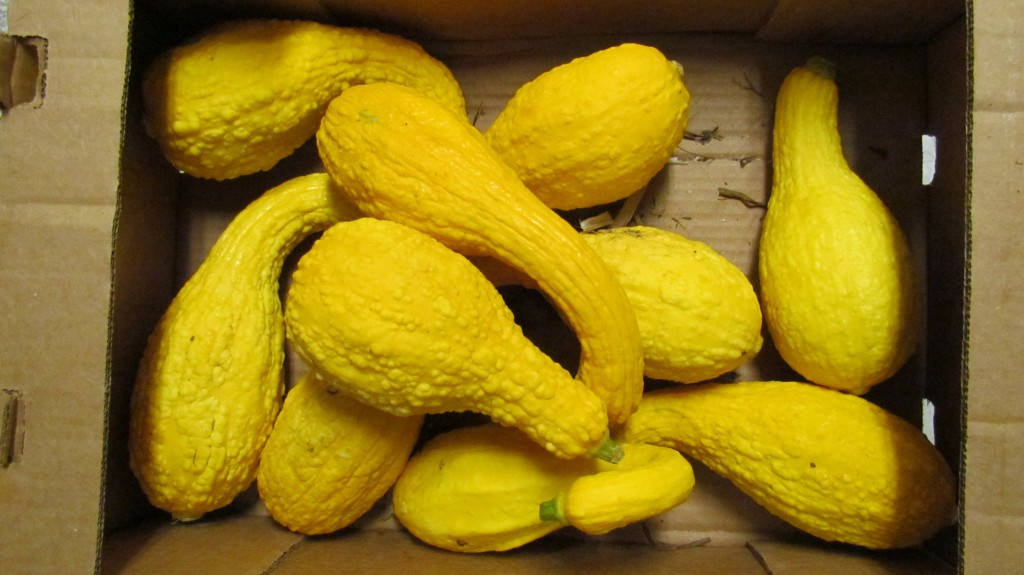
[964,0,1024,573]
[0,0,130,573]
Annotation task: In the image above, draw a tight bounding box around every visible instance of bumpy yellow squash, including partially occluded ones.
[759,58,920,394]
[143,19,465,180]
[618,381,956,549]
[485,43,690,210]
[129,173,359,520]
[316,82,644,427]
[256,372,423,535]
[285,217,617,461]
[473,226,762,383]
[393,423,694,552]
[581,226,762,383]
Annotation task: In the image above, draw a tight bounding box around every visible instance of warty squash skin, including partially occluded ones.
[256,372,423,535]
[618,381,957,549]
[142,19,465,180]
[474,226,763,383]
[129,173,360,520]
[580,226,762,383]
[393,424,694,552]
[316,82,645,427]
[759,58,920,394]
[485,43,690,211]
[284,217,616,461]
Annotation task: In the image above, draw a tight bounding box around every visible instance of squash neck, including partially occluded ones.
[772,66,848,183]
[205,175,358,278]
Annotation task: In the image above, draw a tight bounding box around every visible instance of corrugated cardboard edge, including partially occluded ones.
[0,0,131,573]
[963,0,1024,573]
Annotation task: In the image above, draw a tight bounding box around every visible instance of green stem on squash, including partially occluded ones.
[589,432,624,464]
[539,493,569,524]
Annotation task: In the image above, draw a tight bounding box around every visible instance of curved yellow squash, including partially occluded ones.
[256,372,423,535]
[759,58,920,394]
[554,442,694,535]
[129,173,360,520]
[618,381,956,549]
[393,424,693,552]
[485,43,690,210]
[316,82,644,427]
[143,19,465,180]
[285,217,615,461]
[581,226,762,383]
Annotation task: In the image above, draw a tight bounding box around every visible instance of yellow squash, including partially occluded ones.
[759,58,920,394]
[393,424,694,552]
[580,226,762,383]
[316,82,644,427]
[284,217,617,461]
[484,43,690,210]
[143,19,465,180]
[129,173,360,520]
[545,440,695,536]
[256,372,423,535]
[618,381,956,549]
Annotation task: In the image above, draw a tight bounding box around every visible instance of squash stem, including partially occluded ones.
[589,433,624,464]
[539,493,569,524]
[804,56,837,81]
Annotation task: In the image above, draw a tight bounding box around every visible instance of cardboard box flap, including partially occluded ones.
[758,0,964,43]
[134,0,964,43]
[964,2,1024,573]
[101,515,302,575]
[135,0,780,40]
[227,527,770,575]
[318,0,780,41]
[0,0,131,573]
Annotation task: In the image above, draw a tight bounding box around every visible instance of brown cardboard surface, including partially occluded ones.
[101,514,302,574]
[759,0,963,43]
[964,1,1024,573]
[748,540,954,574]
[0,0,131,573]
[270,529,770,575]
[322,0,779,40]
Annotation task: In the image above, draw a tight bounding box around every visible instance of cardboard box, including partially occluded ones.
[3,0,1019,572]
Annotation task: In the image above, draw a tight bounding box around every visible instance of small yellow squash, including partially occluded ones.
[143,19,465,180]
[393,423,694,552]
[581,226,762,383]
[285,217,616,461]
[618,381,956,549]
[547,439,695,536]
[256,372,423,535]
[485,43,690,210]
[316,82,644,427]
[129,173,359,520]
[759,58,920,394]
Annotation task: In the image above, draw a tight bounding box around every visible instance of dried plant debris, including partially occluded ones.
[579,211,614,231]
[683,126,723,144]
[717,187,766,209]
[735,72,768,101]
[471,102,486,126]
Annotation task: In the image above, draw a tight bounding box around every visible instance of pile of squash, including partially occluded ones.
[128,18,956,553]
